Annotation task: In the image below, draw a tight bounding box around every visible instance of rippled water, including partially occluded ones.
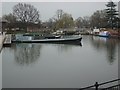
[2,35,120,88]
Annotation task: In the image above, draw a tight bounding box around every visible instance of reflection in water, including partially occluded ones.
[106,39,116,63]
[57,43,82,52]
[13,43,41,66]
[9,36,119,66]
[90,36,119,64]
[12,42,81,66]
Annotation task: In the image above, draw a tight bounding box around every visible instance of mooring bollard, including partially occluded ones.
[95,82,99,90]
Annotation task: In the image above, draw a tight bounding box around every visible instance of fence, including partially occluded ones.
[80,79,120,90]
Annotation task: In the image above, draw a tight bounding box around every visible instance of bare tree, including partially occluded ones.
[90,10,107,28]
[82,16,90,28]
[13,3,40,23]
[75,17,83,28]
[2,13,16,23]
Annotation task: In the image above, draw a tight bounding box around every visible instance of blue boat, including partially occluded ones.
[99,31,111,37]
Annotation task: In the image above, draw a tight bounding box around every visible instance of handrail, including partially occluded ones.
[101,84,120,90]
[80,78,120,90]
[99,78,120,86]
[79,85,95,90]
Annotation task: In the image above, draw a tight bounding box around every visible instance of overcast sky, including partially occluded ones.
[1,2,119,21]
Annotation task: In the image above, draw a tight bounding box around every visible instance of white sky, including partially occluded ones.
[0,0,119,21]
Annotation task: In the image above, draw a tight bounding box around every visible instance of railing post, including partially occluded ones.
[95,82,99,90]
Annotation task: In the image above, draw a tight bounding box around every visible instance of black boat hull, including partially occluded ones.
[12,37,82,45]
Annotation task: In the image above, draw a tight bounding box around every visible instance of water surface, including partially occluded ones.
[2,35,119,88]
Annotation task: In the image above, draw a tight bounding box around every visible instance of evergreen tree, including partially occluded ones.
[106,1,118,29]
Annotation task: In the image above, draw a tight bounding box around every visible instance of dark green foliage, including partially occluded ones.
[105,1,119,29]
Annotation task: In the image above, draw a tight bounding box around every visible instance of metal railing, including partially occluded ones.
[79,79,120,90]
[101,84,120,90]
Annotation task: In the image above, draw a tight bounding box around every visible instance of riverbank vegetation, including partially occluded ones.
[1,1,120,37]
